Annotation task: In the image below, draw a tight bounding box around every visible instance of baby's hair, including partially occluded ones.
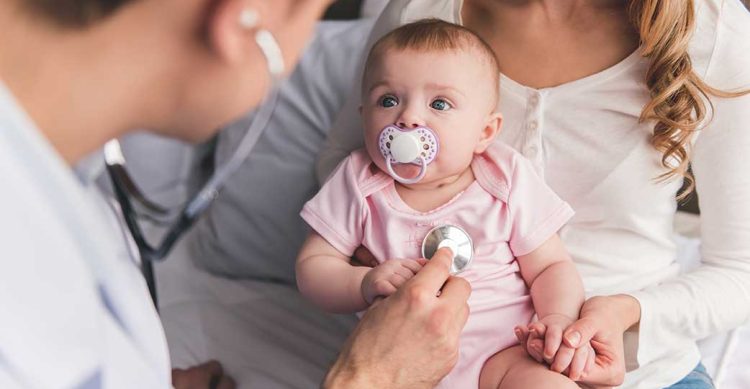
[362,19,500,105]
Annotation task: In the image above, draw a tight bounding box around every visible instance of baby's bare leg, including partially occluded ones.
[479,345,580,389]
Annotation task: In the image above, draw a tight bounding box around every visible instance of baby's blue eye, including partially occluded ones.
[379,96,398,108]
[430,99,451,111]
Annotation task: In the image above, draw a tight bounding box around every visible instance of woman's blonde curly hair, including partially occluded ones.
[629,0,749,199]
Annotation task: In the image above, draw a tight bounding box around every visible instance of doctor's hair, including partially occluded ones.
[629,0,749,199]
[362,19,500,106]
[23,0,134,27]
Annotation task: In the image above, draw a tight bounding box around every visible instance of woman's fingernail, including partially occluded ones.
[566,331,581,346]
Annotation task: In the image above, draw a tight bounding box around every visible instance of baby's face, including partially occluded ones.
[361,48,500,186]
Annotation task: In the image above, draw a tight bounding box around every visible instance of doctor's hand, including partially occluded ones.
[172,360,236,389]
[361,258,426,304]
[324,248,471,389]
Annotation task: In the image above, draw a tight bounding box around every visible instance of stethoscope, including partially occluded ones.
[104,17,285,306]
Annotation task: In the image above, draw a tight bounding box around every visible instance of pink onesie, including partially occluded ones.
[301,142,574,388]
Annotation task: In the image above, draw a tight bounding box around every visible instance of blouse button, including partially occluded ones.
[529,95,539,105]
[528,120,538,131]
[526,144,538,157]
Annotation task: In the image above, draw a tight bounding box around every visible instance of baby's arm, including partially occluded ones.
[296,232,370,313]
[516,234,585,365]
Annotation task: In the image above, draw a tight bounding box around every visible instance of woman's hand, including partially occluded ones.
[324,248,471,389]
[563,295,640,387]
[361,259,426,304]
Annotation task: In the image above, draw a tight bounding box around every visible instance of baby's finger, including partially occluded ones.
[527,337,545,364]
[395,264,418,279]
[372,279,398,298]
[388,273,410,288]
[514,325,530,345]
[549,345,575,373]
[543,325,563,363]
[567,344,589,381]
[401,259,424,273]
[528,321,547,340]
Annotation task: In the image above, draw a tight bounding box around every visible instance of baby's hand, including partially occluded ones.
[515,314,596,381]
[361,259,426,304]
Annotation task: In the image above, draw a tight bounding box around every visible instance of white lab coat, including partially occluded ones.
[0,82,171,388]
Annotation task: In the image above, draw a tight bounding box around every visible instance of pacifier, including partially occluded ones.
[378,125,439,184]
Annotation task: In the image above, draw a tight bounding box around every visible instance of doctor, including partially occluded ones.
[0,0,470,388]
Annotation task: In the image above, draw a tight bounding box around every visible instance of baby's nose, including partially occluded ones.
[396,107,425,129]
[396,118,422,128]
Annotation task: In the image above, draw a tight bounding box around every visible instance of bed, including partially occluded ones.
[116,15,750,389]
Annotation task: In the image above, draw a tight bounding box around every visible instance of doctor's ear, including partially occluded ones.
[474,112,502,154]
[207,0,269,64]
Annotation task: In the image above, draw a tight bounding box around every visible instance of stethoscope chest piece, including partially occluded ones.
[421,224,473,275]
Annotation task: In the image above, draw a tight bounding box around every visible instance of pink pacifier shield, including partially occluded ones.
[378,125,439,165]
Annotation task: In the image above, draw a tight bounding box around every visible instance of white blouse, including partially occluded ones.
[315,0,750,387]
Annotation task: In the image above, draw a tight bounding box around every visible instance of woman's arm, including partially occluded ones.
[562,5,750,383]
[296,232,370,313]
[624,3,750,366]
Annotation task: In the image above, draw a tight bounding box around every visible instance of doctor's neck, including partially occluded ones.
[0,0,193,165]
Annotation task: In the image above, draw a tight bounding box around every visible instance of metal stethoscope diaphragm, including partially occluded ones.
[421,224,474,274]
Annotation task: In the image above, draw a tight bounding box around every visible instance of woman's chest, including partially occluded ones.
[461,0,640,90]
[496,75,680,223]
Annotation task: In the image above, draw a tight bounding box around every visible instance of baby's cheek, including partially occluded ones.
[437,142,475,171]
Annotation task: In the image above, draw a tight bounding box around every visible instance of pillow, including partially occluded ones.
[190,20,374,283]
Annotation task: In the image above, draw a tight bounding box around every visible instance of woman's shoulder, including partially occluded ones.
[691,0,750,88]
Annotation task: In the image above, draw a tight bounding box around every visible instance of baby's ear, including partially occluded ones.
[475,112,503,154]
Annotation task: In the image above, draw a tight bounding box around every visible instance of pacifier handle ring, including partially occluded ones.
[386,155,428,185]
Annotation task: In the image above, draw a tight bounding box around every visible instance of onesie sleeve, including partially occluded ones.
[506,154,575,257]
[301,154,366,257]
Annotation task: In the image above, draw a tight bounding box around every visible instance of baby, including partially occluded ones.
[297,19,587,388]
